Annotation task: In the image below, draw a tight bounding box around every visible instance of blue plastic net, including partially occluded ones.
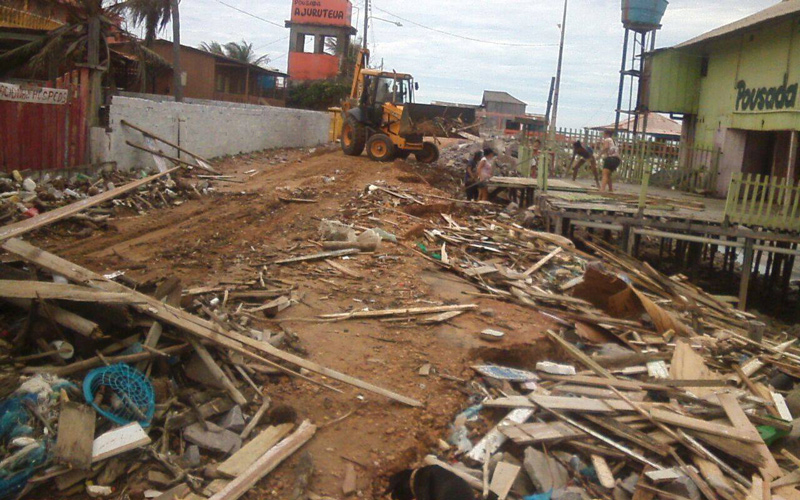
[83,364,155,427]
[0,396,34,441]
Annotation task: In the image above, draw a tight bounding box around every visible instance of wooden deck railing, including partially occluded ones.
[724,173,800,232]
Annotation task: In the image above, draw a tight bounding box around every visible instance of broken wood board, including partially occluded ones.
[418,310,465,324]
[522,247,562,277]
[489,462,520,500]
[583,414,671,456]
[0,167,180,241]
[649,408,763,444]
[320,304,477,321]
[717,392,780,479]
[2,238,422,407]
[499,421,584,445]
[546,329,616,379]
[466,408,533,463]
[592,454,616,489]
[274,249,359,265]
[670,339,724,398]
[54,402,95,470]
[324,259,364,279]
[121,119,219,174]
[92,422,151,463]
[0,280,136,303]
[208,420,316,500]
[217,424,294,478]
[2,297,102,338]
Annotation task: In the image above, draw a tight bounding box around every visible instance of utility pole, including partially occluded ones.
[549,0,568,137]
[171,0,183,102]
[539,0,568,193]
[363,0,369,65]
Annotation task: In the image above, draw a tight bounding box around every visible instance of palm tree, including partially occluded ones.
[200,39,270,67]
[199,41,225,56]
[124,0,170,91]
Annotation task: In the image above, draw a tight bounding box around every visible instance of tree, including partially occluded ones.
[199,41,225,56]
[200,39,270,67]
[124,0,171,91]
[170,0,181,101]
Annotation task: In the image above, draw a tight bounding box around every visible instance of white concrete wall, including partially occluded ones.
[92,96,331,171]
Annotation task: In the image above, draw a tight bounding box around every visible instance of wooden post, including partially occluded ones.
[787,131,798,183]
[739,238,755,311]
[245,66,250,103]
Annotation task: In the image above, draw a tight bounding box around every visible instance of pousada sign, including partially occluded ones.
[735,80,798,112]
[291,0,352,27]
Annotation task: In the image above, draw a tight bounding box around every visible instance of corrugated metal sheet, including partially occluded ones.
[646,50,701,114]
[676,0,800,49]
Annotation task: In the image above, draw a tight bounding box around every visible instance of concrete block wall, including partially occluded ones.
[92,96,331,171]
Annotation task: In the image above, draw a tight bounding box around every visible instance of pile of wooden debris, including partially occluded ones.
[408,214,800,500]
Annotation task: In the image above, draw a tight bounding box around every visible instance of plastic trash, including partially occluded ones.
[84,364,155,427]
[371,227,397,243]
[356,229,382,251]
[319,219,356,242]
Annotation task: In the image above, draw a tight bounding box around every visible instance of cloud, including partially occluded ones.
[155,0,776,127]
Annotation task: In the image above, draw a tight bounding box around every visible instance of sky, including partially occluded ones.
[132,0,777,128]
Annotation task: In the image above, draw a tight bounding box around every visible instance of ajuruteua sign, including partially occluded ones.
[291,0,352,27]
[735,80,798,112]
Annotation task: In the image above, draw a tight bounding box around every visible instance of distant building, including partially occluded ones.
[592,112,681,141]
[480,91,527,131]
[643,0,800,194]
[505,114,547,136]
[114,40,288,106]
[285,0,356,81]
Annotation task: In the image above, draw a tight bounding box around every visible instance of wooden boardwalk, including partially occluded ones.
[537,180,800,311]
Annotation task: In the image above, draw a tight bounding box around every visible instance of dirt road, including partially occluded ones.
[33,146,555,498]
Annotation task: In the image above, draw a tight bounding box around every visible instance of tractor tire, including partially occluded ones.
[341,115,366,156]
[415,142,440,164]
[366,134,396,162]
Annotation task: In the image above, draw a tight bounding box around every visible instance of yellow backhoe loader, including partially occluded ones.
[340,49,476,163]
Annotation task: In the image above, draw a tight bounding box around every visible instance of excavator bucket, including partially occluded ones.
[398,103,477,138]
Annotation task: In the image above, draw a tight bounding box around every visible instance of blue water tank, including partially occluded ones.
[621,0,668,30]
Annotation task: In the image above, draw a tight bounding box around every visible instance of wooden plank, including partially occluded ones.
[189,339,247,406]
[583,414,671,456]
[0,167,180,241]
[466,408,533,463]
[320,304,477,320]
[218,424,294,478]
[54,402,95,469]
[120,119,218,173]
[208,420,316,500]
[489,462,520,500]
[650,408,762,444]
[92,422,151,463]
[529,395,617,413]
[592,455,616,489]
[499,421,583,445]
[522,247,563,277]
[2,238,422,408]
[2,298,101,338]
[324,259,364,279]
[717,393,780,479]
[545,330,616,379]
[0,280,135,303]
[274,249,359,264]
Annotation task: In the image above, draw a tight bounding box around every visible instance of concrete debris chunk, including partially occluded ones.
[536,361,577,376]
[184,421,242,455]
[523,447,569,492]
[218,405,245,433]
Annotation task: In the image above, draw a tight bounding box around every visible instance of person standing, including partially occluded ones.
[599,131,622,192]
[465,150,482,201]
[570,141,600,187]
[476,148,496,202]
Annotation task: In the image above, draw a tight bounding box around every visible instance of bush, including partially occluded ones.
[287,80,350,110]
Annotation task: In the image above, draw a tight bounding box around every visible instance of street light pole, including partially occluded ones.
[363,0,369,65]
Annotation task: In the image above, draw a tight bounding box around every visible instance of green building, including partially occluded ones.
[644,0,800,195]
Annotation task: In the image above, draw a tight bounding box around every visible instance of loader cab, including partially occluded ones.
[360,71,416,107]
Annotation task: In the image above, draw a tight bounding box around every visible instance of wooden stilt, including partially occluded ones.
[739,238,755,311]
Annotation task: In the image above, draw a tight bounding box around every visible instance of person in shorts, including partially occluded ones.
[600,130,622,192]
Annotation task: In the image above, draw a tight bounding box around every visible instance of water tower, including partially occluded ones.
[614,0,669,135]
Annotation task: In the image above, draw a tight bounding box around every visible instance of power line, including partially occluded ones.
[254,35,289,51]
[211,0,284,28]
[373,5,559,48]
